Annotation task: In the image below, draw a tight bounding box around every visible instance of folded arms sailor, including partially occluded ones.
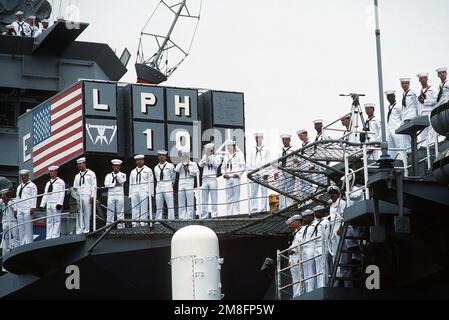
[248,132,270,213]
[175,152,199,220]
[40,166,65,239]
[73,157,97,234]
[154,150,176,220]
[198,143,220,219]
[15,169,37,245]
[129,154,154,227]
[222,140,246,215]
[104,159,127,229]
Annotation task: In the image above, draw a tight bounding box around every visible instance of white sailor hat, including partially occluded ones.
[436,67,447,73]
[157,150,168,155]
[313,119,324,124]
[364,103,375,108]
[280,134,291,139]
[42,19,49,23]
[399,78,411,83]
[313,205,325,212]
[327,185,341,193]
[225,139,236,145]
[15,11,24,15]
[0,188,10,195]
[28,15,36,19]
[48,166,59,171]
[111,159,123,165]
[286,214,302,225]
[76,157,86,164]
[384,90,396,95]
[5,25,14,30]
[204,143,215,149]
[296,129,307,135]
[417,72,429,78]
[302,209,314,216]
[134,154,145,160]
[253,132,264,137]
[19,169,30,175]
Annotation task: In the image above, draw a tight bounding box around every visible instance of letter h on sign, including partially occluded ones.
[175,95,191,117]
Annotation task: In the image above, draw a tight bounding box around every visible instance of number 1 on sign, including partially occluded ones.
[143,129,153,150]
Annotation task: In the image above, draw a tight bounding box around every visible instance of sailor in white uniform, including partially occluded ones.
[312,205,330,289]
[40,166,65,239]
[313,120,327,142]
[362,103,381,143]
[222,140,246,215]
[300,209,317,293]
[154,150,176,220]
[416,73,438,147]
[275,134,294,209]
[296,129,314,191]
[12,11,32,37]
[286,214,303,298]
[104,160,127,229]
[341,115,357,143]
[129,154,154,227]
[28,16,40,37]
[400,78,419,151]
[41,19,50,31]
[436,67,449,106]
[327,185,353,288]
[73,157,97,234]
[248,133,270,213]
[1,189,19,254]
[15,169,37,245]
[385,90,403,158]
[175,152,199,220]
[198,143,220,219]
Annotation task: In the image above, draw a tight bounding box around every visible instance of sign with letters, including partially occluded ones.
[17,80,245,179]
[132,84,165,121]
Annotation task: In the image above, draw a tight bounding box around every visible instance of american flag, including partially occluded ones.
[32,83,84,178]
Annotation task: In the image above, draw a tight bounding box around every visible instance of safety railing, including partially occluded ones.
[276,234,326,300]
[0,170,276,259]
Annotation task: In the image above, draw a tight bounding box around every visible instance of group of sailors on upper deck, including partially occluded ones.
[1,11,51,37]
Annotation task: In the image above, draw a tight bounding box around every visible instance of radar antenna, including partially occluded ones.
[135,0,202,84]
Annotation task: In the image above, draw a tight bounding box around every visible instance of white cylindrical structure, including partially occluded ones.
[171,225,223,300]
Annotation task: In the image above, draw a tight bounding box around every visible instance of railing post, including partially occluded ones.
[297,242,305,296]
[344,151,350,202]
[276,249,281,300]
[79,190,84,233]
[196,173,202,219]
[148,178,153,227]
[362,144,370,200]
[93,192,97,232]
[321,235,327,288]
[246,172,251,216]
[402,150,409,177]
[7,202,12,250]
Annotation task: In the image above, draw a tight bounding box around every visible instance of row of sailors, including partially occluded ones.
[0,141,253,250]
[2,11,50,37]
[286,185,355,297]
[340,68,449,155]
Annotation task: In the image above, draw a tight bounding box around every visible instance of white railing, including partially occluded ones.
[276,234,327,299]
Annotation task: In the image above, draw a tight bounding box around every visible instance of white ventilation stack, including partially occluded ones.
[171,225,223,300]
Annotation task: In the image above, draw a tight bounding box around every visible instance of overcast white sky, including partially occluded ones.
[57,0,449,154]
